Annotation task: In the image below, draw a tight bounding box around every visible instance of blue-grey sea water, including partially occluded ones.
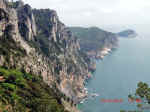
[80,37,150,112]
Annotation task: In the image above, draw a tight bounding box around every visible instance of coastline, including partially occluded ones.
[78,47,113,105]
[97,47,112,59]
[86,47,113,60]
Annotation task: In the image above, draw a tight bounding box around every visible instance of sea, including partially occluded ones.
[79,36,150,112]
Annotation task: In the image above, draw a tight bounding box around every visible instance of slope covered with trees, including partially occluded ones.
[69,27,118,58]
[0,67,69,112]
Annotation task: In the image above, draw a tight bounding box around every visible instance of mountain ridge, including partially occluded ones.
[68,26,118,59]
[0,0,121,111]
[0,0,94,111]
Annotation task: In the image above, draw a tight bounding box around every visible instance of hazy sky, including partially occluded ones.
[23,0,150,30]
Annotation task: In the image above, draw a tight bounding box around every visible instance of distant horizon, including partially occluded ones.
[67,24,150,35]
[23,0,150,27]
[22,0,150,35]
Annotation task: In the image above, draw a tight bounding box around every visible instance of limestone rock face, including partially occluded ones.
[32,9,89,100]
[17,4,37,41]
[0,55,5,66]
[0,2,53,85]
[0,0,92,107]
[0,0,6,9]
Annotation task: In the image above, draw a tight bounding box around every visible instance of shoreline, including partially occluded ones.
[96,47,112,59]
[78,47,113,105]
[86,47,114,60]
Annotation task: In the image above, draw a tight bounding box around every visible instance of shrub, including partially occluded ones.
[0,67,68,112]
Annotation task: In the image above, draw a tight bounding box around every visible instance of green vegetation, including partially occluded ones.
[120,110,126,112]
[128,82,150,103]
[121,82,150,112]
[0,26,26,67]
[0,8,26,64]
[0,67,68,112]
[69,27,118,52]
[136,82,150,101]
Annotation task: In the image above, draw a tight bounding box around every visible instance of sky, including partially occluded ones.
[22,0,150,33]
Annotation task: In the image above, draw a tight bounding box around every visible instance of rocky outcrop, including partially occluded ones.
[0,1,92,111]
[17,3,37,41]
[0,0,7,9]
[117,29,137,38]
[69,27,118,59]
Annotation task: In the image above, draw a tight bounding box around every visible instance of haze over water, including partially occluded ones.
[80,36,150,112]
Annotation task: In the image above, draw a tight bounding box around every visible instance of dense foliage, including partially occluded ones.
[128,82,150,104]
[0,67,68,112]
[120,82,150,112]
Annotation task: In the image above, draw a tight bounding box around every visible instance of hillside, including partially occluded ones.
[0,0,96,111]
[69,27,118,59]
[0,67,69,112]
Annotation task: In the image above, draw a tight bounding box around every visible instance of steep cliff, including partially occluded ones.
[0,0,93,111]
[31,9,91,102]
[69,27,118,59]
